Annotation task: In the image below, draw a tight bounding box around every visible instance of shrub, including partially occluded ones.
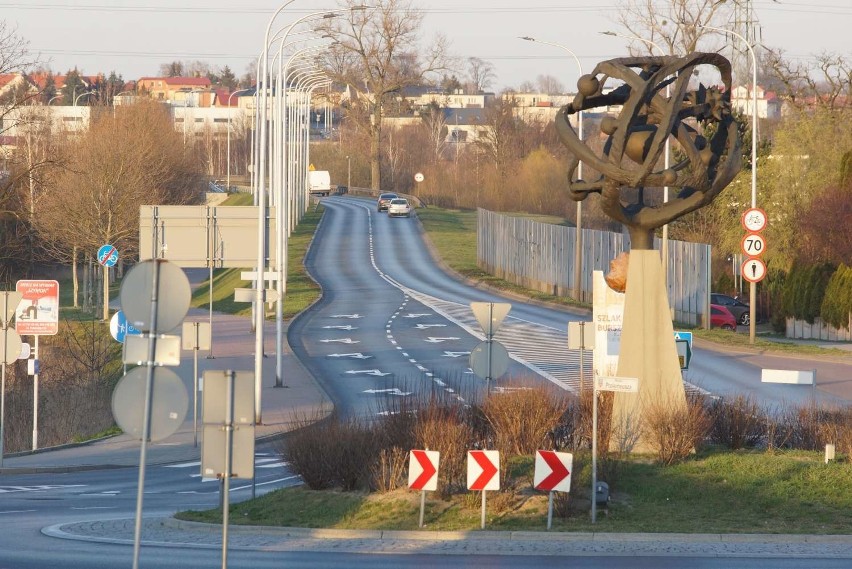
[370,447,409,493]
[822,264,852,330]
[644,392,711,465]
[480,382,569,457]
[413,402,475,496]
[707,394,767,449]
[279,413,378,491]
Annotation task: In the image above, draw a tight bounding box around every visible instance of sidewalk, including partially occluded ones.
[1,309,331,473]
[43,517,852,558]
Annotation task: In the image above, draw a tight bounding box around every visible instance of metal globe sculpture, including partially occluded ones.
[556,53,742,250]
[554,53,743,452]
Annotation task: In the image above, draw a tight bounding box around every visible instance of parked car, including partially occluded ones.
[377,192,398,212]
[710,304,738,331]
[710,293,750,325]
[387,198,412,218]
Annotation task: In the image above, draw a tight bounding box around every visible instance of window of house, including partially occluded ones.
[175,118,184,123]
[213,118,228,123]
[195,118,204,123]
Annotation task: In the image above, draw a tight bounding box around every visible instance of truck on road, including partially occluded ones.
[308,170,333,196]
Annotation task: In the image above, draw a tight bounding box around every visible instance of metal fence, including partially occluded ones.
[477,208,711,327]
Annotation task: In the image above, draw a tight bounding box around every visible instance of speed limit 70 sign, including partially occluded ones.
[741,233,766,257]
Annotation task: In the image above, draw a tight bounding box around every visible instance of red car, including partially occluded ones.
[710,304,737,331]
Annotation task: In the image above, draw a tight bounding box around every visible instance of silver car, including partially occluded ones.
[387,198,411,217]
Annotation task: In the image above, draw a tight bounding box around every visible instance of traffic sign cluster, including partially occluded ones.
[740,208,767,283]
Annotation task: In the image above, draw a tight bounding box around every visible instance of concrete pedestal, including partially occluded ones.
[611,250,687,452]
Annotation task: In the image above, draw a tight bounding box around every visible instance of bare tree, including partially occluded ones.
[763,48,851,111]
[0,22,52,280]
[536,74,564,95]
[319,0,450,191]
[466,57,495,93]
[35,101,200,319]
[614,0,735,55]
[421,105,448,163]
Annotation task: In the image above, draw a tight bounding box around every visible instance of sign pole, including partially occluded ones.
[579,321,586,394]
[208,207,215,359]
[132,260,162,569]
[591,376,598,524]
[193,323,200,447]
[221,370,235,569]
[547,491,554,530]
[0,357,5,467]
[481,490,487,530]
[0,292,9,467]
[32,335,39,451]
[419,489,426,528]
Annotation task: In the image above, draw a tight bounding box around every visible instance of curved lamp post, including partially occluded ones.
[702,23,759,344]
[519,36,585,302]
[226,88,252,192]
[73,90,93,106]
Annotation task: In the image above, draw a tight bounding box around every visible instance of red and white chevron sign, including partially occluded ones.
[408,450,439,491]
[467,450,500,491]
[533,450,573,493]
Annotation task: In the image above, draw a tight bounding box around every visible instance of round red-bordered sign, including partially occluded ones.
[741,233,767,257]
[741,208,767,232]
[741,258,767,283]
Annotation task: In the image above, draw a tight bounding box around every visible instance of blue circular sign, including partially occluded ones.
[109,310,141,343]
[97,244,119,267]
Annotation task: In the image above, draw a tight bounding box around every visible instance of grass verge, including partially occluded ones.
[178,448,852,533]
[189,203,323,318]
[694,328,849,357]
[416,207,587,310]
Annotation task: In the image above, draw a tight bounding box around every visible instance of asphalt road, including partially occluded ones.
[294,196,852,415]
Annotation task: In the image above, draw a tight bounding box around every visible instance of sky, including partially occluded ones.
[3,1,850,91]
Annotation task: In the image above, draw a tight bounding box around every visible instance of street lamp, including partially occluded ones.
[47,94,62,105]
[112,89,135,118]
[182,89,205,145]
[346,154,351,191]
[519,36,585,302]
[73,90,93,106]
[601,31,673,288]
[227,88,252,192]
[701,23,759,344]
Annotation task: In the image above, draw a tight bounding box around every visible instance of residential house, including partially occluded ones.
[731,85,781,120]
[136,76,213,104]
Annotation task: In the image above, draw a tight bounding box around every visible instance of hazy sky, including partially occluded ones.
[4,1,850,91]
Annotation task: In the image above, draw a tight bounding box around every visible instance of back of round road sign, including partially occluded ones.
[120,259,190,333]
[112,366,188,441]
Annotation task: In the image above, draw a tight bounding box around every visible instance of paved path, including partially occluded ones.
[44,517,852,558]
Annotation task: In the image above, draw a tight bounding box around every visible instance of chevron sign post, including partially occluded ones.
[467,449,500,529]
[534,450,573,529]
[408,449,439,528]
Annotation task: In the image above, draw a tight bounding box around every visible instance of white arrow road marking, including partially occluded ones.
[345,369,392,376]
[443,351,471,358]
[0,485,85,493]
[330,314,363,319]
[327,353,372,359]
[415,323,447,329]
[323,325,358,330]
[320,338,360,344]
[424,337,460,343]
[164,461,201,468]
[363,388,412,396]
[403,313,431,318]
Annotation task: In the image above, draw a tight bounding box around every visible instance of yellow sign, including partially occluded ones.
[308,163,315,171]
